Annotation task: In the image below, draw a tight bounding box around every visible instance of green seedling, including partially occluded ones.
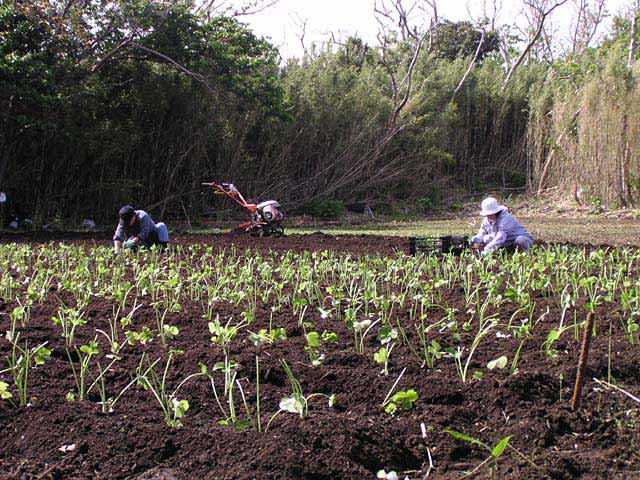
[126,326,154,345]
[248,327,287,346]
[209,314,245,356]
[349,317,380,354]
[0,381,14,406]
[322,330,338,343]
[303,330,337,366]
[3,335,51,407]
[67,339,100,401]
[136,352,204,427]
[10,302,30,328]
[383,389,418,415]
[52,305,87,348]
[444,428,537,477]
[162,324,180,340]
[212,358,238,396]
[305,331,324,366]
[487,356,508,371]
[410,312,445,369]
[446,300,499,383]
[374,346,393,376]
[444,429,513,477]
[380,367,418,415]
[374,325,399,375]
[541,324,572,360]
[266,360,335,430]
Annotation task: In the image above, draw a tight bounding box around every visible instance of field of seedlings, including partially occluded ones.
[1,232,639,479]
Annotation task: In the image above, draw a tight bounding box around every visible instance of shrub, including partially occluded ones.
[301,199,345,219]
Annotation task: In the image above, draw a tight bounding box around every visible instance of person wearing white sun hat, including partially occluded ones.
[471,196,534,255]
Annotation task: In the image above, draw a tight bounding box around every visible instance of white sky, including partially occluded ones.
[241,0,633,60]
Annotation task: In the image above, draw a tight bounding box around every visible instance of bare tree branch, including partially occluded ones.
[375,0,435,129]
[422,0,438,24]
[291,13,310,58]
[629,9,638,69]
[390,29,428,127]
[91,34,136,73]
[375,0,424,42]
[130,42,217,93]
[196,0,280,17]
[482,0,501,30]
[502,0,568,90]
[452,29,485,99]
[570,0,606,54]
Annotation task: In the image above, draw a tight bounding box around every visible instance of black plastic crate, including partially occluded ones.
[409,235,469,256]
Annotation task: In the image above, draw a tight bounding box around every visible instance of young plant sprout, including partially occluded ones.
[266,360,335,431]
[380,367,419,415]
[0,381,13,407]
[487,356,508,371]
[67,338,100,401]
[373,325,398,375]
[444,428,537,476]
[205,362,252,431]
[152,303,180,347]
[52,304,87,348]
[126,326,154,346]
[444,429,513,476]
[445,298,499,383]
[376,470,399,480]
[374,345,394,376]
[305,331,323,366]
[2,336,51,407]
[208,314,245,357]
[383,389,418,415]
[135,351,204,427]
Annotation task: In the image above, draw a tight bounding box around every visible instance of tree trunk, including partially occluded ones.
[629,13,637,69]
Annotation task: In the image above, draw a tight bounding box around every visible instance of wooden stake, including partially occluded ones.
[571,312,595,411]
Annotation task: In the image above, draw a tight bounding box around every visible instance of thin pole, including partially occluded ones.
[571,312,595,411]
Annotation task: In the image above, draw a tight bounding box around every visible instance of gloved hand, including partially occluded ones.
[124,239,137,249]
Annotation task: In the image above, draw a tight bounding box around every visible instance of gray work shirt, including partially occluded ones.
[113,210,156,242]
[472,211,533,252]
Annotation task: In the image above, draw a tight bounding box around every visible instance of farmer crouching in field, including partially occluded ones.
[471,197,534,255]
[113,205,169,253]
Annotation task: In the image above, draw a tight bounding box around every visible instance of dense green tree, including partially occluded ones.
[431,21,500,62]
[0,1,286,221]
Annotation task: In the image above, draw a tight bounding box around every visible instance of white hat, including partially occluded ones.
[479,196,506,216]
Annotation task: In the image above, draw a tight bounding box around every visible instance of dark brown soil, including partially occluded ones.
[0,230,408,257]
[0,232,639,480]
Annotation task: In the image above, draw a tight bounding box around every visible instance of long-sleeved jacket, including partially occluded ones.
[471,211,533,253]
[113,210,156,242]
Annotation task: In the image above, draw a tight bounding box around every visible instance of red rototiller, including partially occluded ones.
[203,181,285,237]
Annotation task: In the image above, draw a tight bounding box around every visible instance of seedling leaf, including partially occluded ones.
[279,396,304,415]
[33,346,52,366]
[491,435,513,458]
[172,398,189,419]
[444,428,489,451]
[306,332,321,348]
[487,356,508,370]
[374,347,388,364]
[0,381,12,400]
[322,330,338,343]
